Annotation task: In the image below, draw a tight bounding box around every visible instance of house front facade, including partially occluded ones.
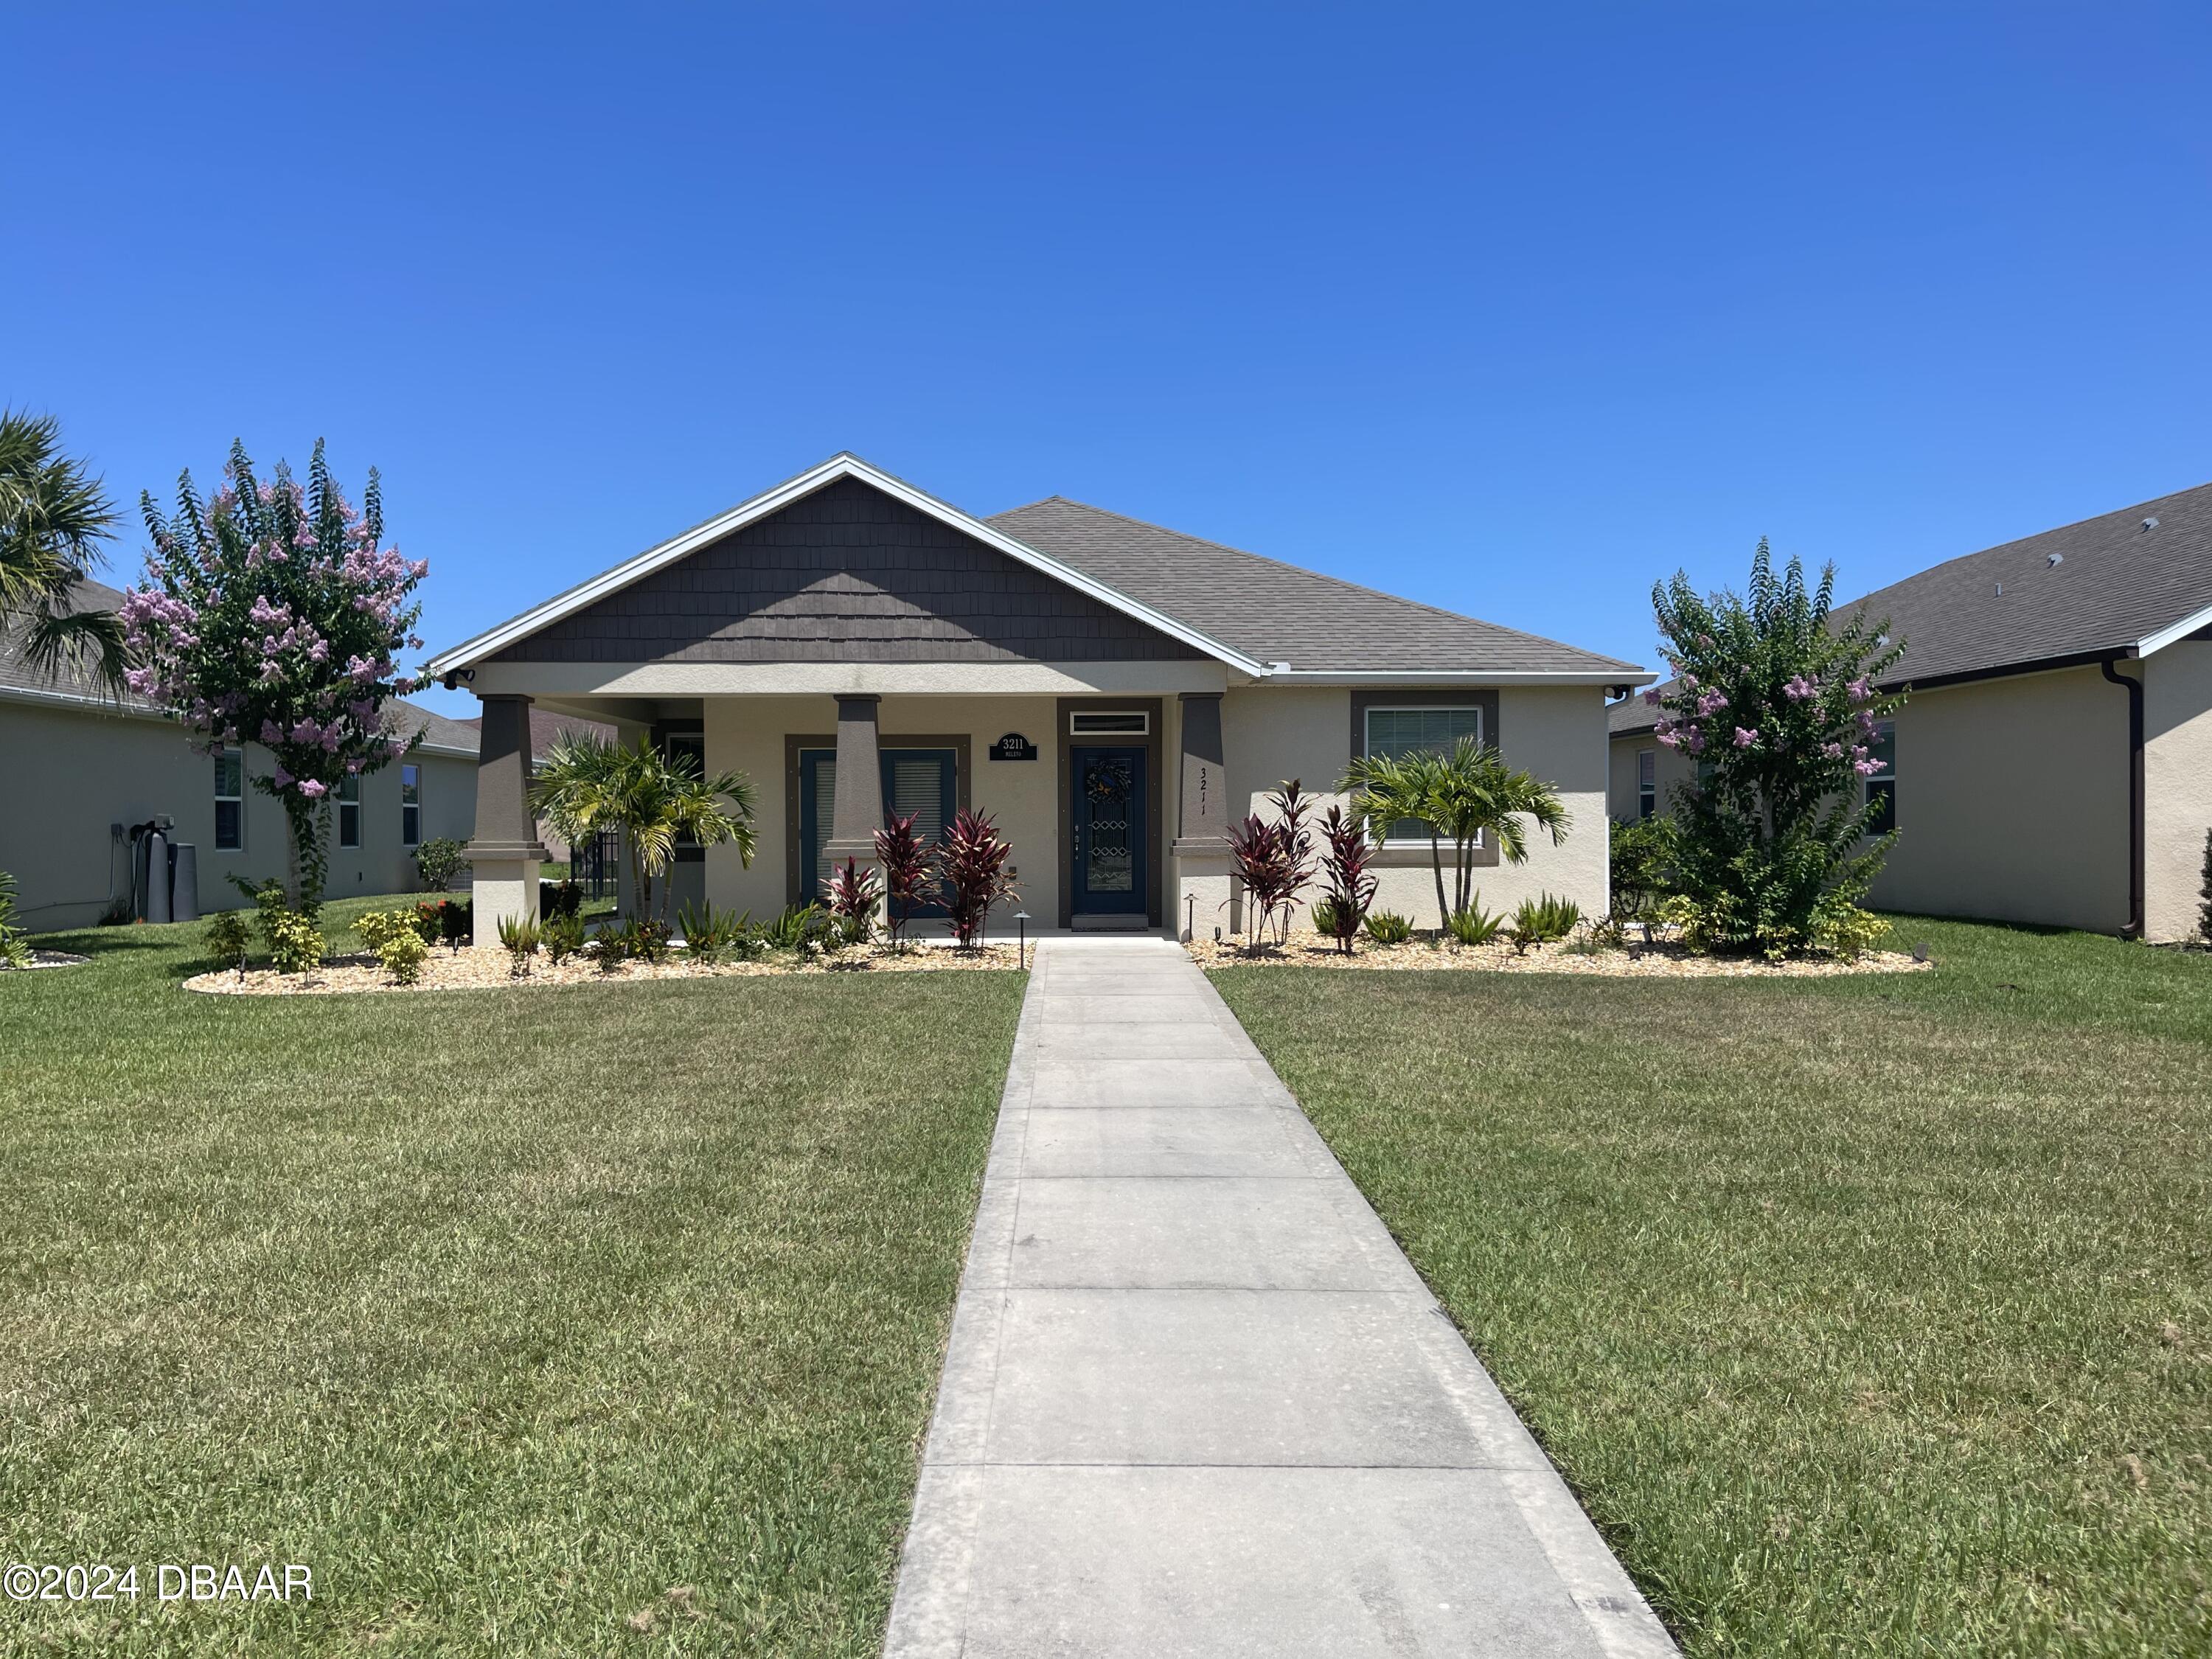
[430,456,1648,938]
[1608,481,2212,942]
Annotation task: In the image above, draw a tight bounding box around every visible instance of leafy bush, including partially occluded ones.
[1813,902,1891,961]
[352,908,419,954]
[624,917,672,964]
[543,909,586,965]
[204,908,251,977]
[1609,815,1677,927]
[497,915,541,977]
[1508,894,1580,953]
[1363,910,1413,945]
[591,926,629,973]
[1649,540,1905,959]
[538,878,582,920]
[676,899,737,964]
[377,928,428,984]
[411,902,443,945]
[874,812,933,949]
[1446,903,1505,946]
[416,837,468,892]
[936,809,1018,950]
[245,877,323,975]
[823,858,882,947]
[1224,780,1318,948]
[759,902,830,956]
[1316,805,1376,956]
[0,870,30,969]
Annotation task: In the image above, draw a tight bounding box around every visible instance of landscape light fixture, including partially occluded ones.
[1014,911,1030,970]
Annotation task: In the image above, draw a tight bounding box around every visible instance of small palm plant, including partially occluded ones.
[1340,739,1570,931]
[532,733,757,922]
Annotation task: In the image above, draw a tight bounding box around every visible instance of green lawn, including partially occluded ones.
[1210,918,2212,1658]
[2,897,1024,1656]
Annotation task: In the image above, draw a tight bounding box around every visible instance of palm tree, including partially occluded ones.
[1340,737,1571,928]
[0,411,128,693]
[531,732,758,919]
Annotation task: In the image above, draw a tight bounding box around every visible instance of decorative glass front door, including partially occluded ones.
[1071,745,1146,915]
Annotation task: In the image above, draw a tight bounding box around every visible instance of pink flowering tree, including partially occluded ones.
[1647,540,1905,958]
[122,440,428,914]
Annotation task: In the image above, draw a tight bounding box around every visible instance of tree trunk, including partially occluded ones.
[1428,835,1448,930]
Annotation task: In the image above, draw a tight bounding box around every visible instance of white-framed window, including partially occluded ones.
[400,764,420,847]
[1637,749,1657,821]
[338,773,361,849]
[214,748,244,851]
[1363,705,1484,843]
[1069,710,1148,737]
[1865,722,1896,835]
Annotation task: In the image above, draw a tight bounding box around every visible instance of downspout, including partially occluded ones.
[2099,655,2145,938]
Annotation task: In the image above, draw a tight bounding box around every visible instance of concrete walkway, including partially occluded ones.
[883,936,1675,1659]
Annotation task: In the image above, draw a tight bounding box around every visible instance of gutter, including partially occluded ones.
[2099,654,2146,939]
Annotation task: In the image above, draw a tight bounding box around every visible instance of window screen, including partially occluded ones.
[1363,706,1484,842]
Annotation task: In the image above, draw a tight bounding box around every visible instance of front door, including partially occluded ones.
[1071,745,1147,916]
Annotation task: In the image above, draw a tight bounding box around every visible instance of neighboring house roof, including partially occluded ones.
[984,497,1640,679]
[1,577,477,757]
[1607,479,2212,736]
[456,707,616,759]
[425,453,1646,684]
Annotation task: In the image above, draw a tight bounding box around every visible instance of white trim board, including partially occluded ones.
[2139,602,2212,658]
[424,453,1271,680]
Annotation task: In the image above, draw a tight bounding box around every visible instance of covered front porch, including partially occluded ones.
[464,672,1241,942]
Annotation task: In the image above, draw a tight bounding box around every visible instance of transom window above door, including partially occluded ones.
[1069,710,1148,736]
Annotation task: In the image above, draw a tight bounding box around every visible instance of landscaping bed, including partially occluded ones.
[187,941,1022,995]
[1185,932,1930,977]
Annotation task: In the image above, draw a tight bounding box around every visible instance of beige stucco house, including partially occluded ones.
[428,455,1649,939]
[1,580,479,932]
[1610,482,2212,942]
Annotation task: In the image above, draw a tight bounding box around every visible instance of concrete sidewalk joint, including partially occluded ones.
[883,936,1677,1659]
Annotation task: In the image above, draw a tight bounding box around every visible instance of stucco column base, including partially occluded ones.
[1172,839,1235,942]
[470,844,548,945]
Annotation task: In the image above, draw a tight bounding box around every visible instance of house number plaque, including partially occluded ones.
[990,733,1037,762]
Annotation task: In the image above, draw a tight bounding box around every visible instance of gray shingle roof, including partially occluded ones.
[1,577,476,755]
[986,497,1641,676]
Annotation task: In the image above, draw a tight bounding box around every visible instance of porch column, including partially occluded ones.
[467,693,549,941]
[820,693,886,912]
[1172,692,1235,939]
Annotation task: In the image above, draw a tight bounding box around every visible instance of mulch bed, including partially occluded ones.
[1184,933,1931,977]
[185,942,1023,996]
[2,950,93,971]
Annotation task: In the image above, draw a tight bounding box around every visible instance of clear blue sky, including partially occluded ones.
[13,3,2209,715]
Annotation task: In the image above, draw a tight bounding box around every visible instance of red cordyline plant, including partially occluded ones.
[1316,804,1376,956]
[934,808,1018,949]
[121,440,427,914]
[823,857,882,946]
[1223,779,1317,950]
[874,811,933,948]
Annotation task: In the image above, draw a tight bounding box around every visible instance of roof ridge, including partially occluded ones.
[995,495,1641,672]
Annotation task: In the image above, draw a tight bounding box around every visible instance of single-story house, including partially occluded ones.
[1609,481,2212,941]
[1,579,479,931]
[427,454,1649,938]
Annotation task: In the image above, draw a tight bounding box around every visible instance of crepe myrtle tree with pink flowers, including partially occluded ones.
[122,440,428,915]
[1646,539,1906,959]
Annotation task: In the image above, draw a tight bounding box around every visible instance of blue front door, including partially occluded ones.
[1071,745,1147,916]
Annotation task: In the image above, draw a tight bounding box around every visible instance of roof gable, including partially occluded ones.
[431,455,1260,675]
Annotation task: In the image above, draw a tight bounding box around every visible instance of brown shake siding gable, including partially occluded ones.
[490,476,1204,665]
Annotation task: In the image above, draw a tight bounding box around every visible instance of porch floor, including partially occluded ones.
[880,936,1674,1658]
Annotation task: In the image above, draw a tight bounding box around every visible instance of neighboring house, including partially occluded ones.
[1,579,480,931]
[428,453,1649,936]
[1609,483,2212,941]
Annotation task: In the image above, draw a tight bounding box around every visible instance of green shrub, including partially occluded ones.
[543,910,586,965]
[411,902,443,945]
[246,878,323,975]
[497,915,541,977]
[353,908,422,955]
[1508,894,1580,953]
[1310,899,1341,937]
[1812,902,1890,961]
[759,902,830,956]
[678,900,753,964]
[437,898,471,951]
[376,928,428,984]
[204,909,251,976]
[1609,815,1677,925]
[1445,903,1504,946]
[591,927,629,973]
[0,871,31,969]
[539,878,582,920]
[1363,910,1413,945]
[414,837,468,891]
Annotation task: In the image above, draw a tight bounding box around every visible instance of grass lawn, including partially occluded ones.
[1210,917,2211,1658]
[2,896,1024,1656]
